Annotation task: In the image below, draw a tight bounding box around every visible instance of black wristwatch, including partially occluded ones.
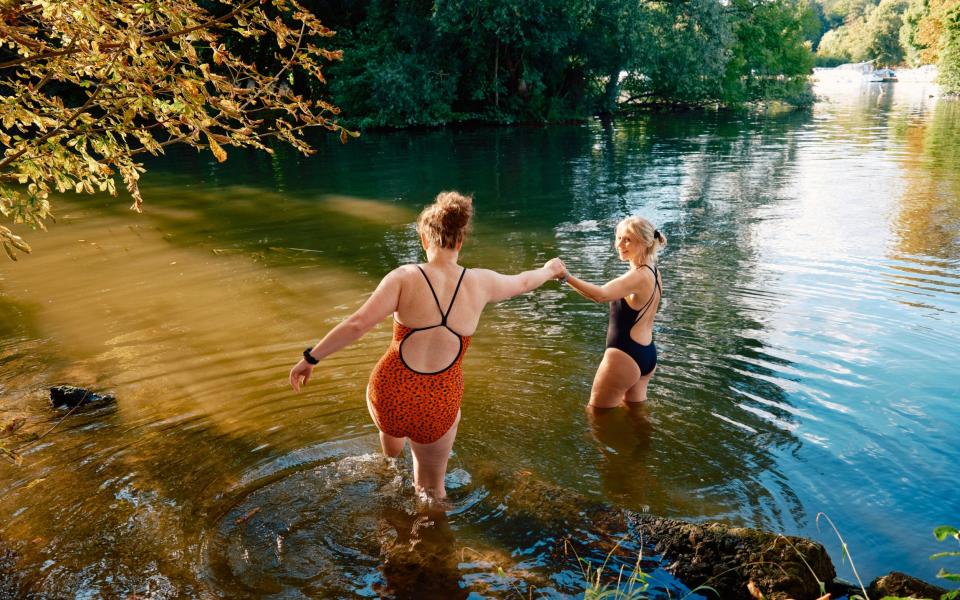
[303,347,319,365]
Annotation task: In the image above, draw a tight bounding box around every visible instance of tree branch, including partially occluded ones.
[0,0,259,70]
[0,17,140,170]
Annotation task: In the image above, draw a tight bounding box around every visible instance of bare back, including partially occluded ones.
[391,264,480,374]
[622,266,662,346]
[391,262,545,373]
[394,264,486,334]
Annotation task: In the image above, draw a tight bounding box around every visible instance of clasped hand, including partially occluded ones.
[545,257,567,280]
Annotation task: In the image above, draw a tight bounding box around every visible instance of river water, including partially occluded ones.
[1,83,958,598]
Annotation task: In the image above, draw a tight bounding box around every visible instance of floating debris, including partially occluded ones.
[235,506,261,526]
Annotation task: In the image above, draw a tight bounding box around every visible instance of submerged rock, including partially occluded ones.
[0,540,21,600]
[869,571,949,600]
[49,385,115,409]
[474,467,838,599]
[632,516,836,600]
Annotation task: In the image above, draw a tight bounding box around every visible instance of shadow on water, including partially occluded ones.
[1,402,292,596]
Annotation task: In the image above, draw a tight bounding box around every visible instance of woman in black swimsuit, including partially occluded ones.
[560,216,666,408]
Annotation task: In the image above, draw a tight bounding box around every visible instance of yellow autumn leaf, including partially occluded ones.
[207,133,227,162]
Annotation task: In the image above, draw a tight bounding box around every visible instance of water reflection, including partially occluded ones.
[378,506,467,599]
[587,404,659,510]
[895,100,960,261]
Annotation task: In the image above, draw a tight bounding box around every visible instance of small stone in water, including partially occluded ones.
[49,385,115,408]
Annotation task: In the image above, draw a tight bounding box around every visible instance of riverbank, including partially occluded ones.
[338,89,817,132]
[813,63,940,85]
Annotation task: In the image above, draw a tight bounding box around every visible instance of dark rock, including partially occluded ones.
[0,540,22,600]
[832,576,866,598]
[463,465,948,600]
[50,385,115,408]
[868,571,949,600]
[630,516,836,600]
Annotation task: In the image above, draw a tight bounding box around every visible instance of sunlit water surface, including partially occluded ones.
[1,83,959,598]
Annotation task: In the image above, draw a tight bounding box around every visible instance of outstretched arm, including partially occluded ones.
[564,268,643,303]
[289,268,403,392]
[477,258,565,304]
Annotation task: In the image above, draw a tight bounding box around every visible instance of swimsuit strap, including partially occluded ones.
[416,266,445,318]
[416,266,468,327]
[443,267,468,326]
[632,264,661,324]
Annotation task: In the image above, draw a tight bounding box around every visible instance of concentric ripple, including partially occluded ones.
[198,439,485,598]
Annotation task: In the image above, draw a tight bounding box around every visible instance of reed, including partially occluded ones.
[565,537,719,600]
[932,526,960,600]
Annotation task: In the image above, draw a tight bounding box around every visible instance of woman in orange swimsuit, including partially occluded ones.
[559,216,666,408]
[289,191,564,500]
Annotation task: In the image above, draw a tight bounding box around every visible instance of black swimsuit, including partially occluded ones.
[605,265,661,376]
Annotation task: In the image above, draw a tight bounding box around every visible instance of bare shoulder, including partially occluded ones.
[391,263,423,279]
[375,265,419,290]
[461,268,514,304]
[466,267,497,281]
[630,265,659,292]
[458,267,505,288]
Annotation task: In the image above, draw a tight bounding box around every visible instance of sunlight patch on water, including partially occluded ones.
[710,412,759,434]
[320,194,415,225]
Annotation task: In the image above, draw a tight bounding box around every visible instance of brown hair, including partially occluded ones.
[616,216,667,266]
[417,191,474,249]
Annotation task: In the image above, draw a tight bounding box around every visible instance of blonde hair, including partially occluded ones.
[417,191,474,249]
[617,216,667,266]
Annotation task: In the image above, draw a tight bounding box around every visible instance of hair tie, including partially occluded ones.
[653,229,661,241]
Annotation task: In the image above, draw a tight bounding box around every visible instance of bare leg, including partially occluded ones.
[589,349,642,408]
[366,386,406,458]
[408,410,461,501]
[624,366,656,404]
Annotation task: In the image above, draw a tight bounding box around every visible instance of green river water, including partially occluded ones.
[1,82,958,598]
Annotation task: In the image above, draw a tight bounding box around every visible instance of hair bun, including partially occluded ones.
[417,191,474,249]
[435,191,473,231]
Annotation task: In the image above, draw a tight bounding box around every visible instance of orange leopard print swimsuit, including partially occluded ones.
[368,266,471,444]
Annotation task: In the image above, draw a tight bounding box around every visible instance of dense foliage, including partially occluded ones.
[809,0,960,94]
[0,0,351,259]
[305,0,817,129]
[940,7,960,95]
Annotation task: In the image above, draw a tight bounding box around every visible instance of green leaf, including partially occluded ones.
[936,568,960,582]
[931,552,960,560]
[935,527,960,542]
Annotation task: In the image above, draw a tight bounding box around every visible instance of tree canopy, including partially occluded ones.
[811,0,960,92]
[314,0,817,128]
[0,0,352,259]
[1,0,827,260]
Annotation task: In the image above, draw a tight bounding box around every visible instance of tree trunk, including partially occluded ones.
[494,41,500,109]
[602,68,620,115]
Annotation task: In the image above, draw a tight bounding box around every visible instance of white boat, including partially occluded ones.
[866,68,898,83]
